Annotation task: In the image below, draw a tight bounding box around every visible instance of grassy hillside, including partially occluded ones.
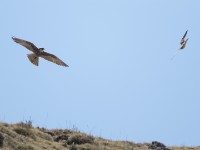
[0,122,199,150]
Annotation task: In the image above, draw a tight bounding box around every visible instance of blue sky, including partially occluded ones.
[1,0,200,146]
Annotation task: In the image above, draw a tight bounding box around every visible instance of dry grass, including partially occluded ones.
[0,122,199,150]
[0,122,63,150]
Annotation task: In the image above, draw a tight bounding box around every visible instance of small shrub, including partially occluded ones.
[68,144,78,150]
[67,134,94,145]
[0,132,4,147]
[55,134,69,142]
[13,127,36,140]
[37,131,53,141]
[17,145,35,150]
[16,121,32,129]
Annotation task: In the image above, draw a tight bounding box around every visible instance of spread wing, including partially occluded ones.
[40,52,68,67]
[12,37,38,53]
[180,30,188,45]
[182,30,188,40]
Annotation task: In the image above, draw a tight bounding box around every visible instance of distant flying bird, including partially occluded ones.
[171,30,189,60]
[179,30,188,49]
[12,37,68,67]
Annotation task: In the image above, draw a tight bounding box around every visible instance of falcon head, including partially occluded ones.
[39,48,45,52]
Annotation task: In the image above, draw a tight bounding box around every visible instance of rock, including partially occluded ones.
[152,141,166,148]
[148,141,170,150]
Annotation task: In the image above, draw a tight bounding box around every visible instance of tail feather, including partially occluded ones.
[27,54,39,66]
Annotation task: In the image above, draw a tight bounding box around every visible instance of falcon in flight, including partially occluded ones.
[179,30,188,49]
[12,37,68,67]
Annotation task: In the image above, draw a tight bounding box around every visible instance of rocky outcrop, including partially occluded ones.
[148,141,171,150]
